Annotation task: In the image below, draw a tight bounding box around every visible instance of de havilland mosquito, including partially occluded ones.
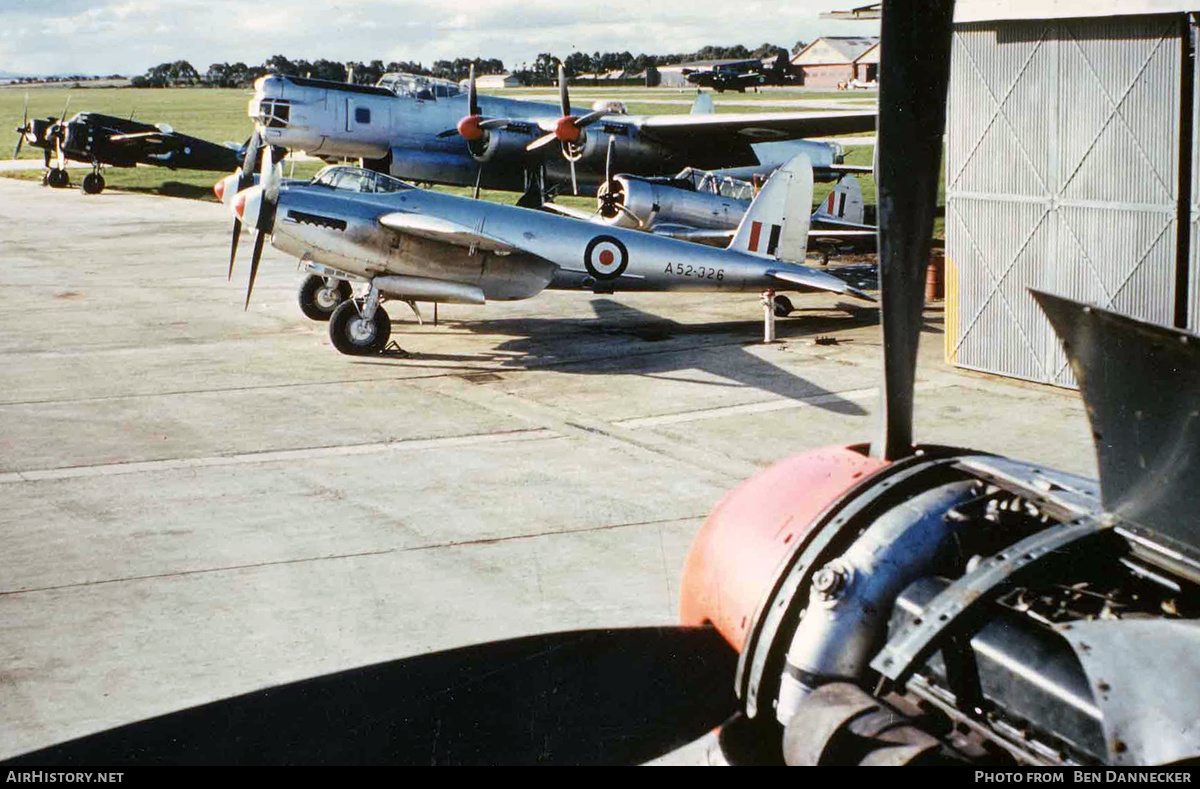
[249,65,875,200]
[215,148,873,356]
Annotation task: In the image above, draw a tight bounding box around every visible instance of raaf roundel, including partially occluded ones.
[584,235,629,280]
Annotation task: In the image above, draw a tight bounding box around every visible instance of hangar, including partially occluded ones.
[791,36,880,87]
[944,1,1200,386]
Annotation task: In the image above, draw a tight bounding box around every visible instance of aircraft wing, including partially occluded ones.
[378,212,520,253]
[636,111,876,144]
[539,202,601,222]
[109,131,167,143]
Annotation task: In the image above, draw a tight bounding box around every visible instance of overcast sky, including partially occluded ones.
[0,0,879,77]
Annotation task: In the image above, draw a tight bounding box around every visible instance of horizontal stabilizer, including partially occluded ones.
[769,268,876,302]
[379,212,517,253]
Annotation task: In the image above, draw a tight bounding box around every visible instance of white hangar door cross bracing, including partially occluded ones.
[945,13,1199,387]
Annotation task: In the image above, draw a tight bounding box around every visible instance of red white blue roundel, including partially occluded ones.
[584,235,629,280]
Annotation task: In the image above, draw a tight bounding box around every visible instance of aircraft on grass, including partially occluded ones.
[214,145,874,356]
[13,96,243,193]
[682,60,768,93]
[248,64,875,202]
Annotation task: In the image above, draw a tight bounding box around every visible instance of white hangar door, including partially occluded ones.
[945,15,1185,386]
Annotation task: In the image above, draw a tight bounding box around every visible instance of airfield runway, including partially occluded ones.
[0,177,1095,765]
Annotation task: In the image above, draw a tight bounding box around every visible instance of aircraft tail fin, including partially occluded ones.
[727,153,812,263]
[813,174,865,225]
[690,92,715,115]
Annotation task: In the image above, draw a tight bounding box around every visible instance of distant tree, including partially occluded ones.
[563,52,591,77]
[791,40,809,56]
[264,54,295,75]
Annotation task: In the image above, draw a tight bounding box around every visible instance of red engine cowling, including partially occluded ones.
[679,445,887,651]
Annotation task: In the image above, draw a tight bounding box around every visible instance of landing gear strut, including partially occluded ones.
[81,161,105,195]
[328,284,391,355]
[298,274,353,321]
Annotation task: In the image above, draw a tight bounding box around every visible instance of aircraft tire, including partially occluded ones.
[329,299,391,355]
[773,294,795,318]
[298,275,353,322]
[47,169,69,189]
[82,173,105,195]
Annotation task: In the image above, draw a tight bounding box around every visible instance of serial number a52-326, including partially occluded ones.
[665,263,724,280]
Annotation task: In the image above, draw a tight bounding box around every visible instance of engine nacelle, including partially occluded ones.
[682,444,1200,766]
[599,175,750,231]
[468,127,539,164]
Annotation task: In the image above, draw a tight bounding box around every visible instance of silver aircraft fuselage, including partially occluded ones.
[250,74,854,196]
[260,173,856,302]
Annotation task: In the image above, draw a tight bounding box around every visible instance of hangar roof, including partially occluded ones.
[956,0,1199,22]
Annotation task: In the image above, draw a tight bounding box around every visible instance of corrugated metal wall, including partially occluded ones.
[946,15,1184,386]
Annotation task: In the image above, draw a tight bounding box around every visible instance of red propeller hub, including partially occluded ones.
[457,115,485,142]
[213,178,226,202]
[554,115,581,144]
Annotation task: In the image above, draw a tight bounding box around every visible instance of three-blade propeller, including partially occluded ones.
[219,127,281,309]
[12,93,29,160]
[436,65,510,199]
[526,64,609,195]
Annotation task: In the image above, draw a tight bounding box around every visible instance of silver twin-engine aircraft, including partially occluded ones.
[214,149,873,356]
[249,65,875,199]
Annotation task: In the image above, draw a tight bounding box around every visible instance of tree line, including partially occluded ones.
[132,41,809,89]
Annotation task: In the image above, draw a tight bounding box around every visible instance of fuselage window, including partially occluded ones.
[355,107,371,125]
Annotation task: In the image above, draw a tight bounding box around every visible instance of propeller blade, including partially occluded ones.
[478,118,510,131]
[573,109,608,129]
[605,136,615,183]
[436,128,459,138]
[228,215,241,281]
[245,232,265,310]
[13,94,27,159]
[473,165,483,200]
[558,63,570,117]
[570,158,578,196]
[468,63,479,117]
[55,135,65,171]
[229,128,262,274]
[526,132,558,152]
[60,96,71,124]
[869,0,956,461]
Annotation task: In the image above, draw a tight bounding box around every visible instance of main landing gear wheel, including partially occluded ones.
[81,172,105,195]
[46,169,69,189]
[773,294,795,318]
[298,275,353,321]
[329,298,391,355]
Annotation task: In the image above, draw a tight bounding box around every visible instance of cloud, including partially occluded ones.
[0,0,878,76]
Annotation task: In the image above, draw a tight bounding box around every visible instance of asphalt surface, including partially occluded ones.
[0,177,1095,765]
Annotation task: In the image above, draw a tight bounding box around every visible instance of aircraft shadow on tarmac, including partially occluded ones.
[362,298,909,417]
[4,627,736,767]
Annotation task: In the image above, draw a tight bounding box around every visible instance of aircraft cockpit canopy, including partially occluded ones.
[310,165,413,194]
[675,167,756,201]
[376,73,463,101]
